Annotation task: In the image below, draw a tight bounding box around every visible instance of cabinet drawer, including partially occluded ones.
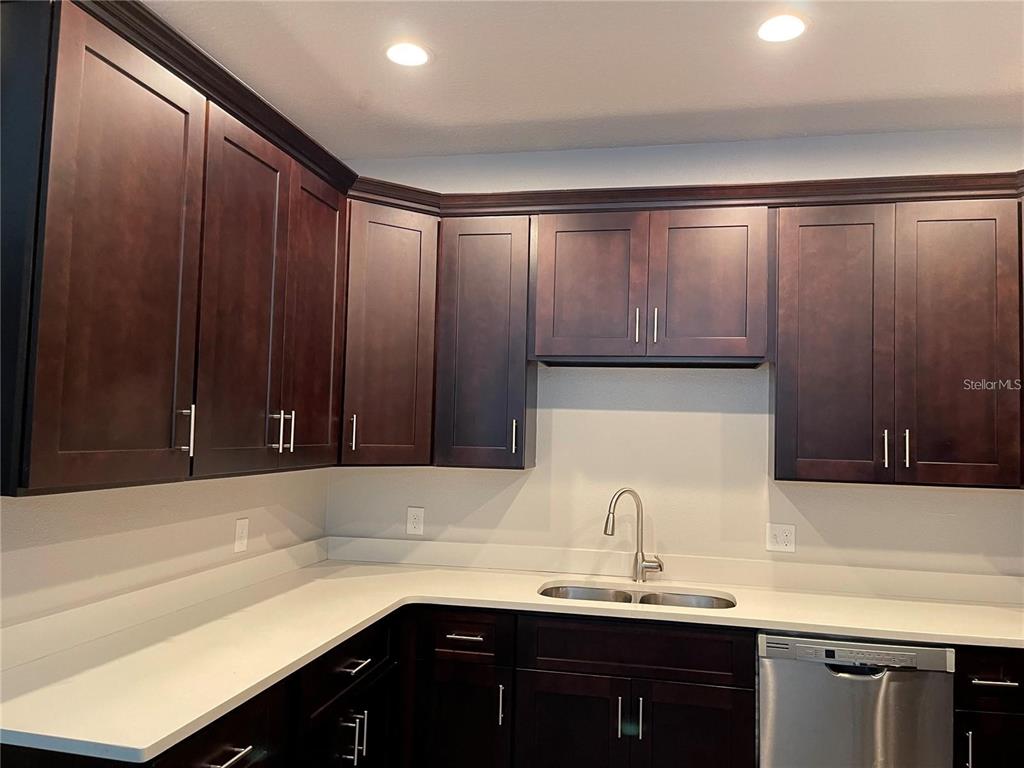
[423,608,515,666]
[956,646,1024,713]
[518,614,755,688]
[299,621,391,721]
[153,683,286,767]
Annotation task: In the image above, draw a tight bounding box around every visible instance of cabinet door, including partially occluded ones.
[648,207,767,358]
[775,204,896,482]
[342,201,438,465]
[26,1,205,490]
[435,216,533,468]
[193,104,291,476]
[421,662,512,768]
[515,670,631,768]
[280,165,347,468]
[630,679,755,768]
[895,200,1020,487]
[534,212,650,356]
[955,711,1023,768]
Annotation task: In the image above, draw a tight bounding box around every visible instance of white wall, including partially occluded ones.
[0,470,329,624]
[348,128,1024,192]
[325,367,1024,578]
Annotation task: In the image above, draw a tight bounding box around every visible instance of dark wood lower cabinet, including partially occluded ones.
[954,710,1023,768]
[515,670,632,768]
[421,662,513,768]
[630,679,755,768]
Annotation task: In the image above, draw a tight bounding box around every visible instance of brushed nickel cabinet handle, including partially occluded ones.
[336,657,372,676]
[176,404,195,457]
[904,428,911,468]
[652,307,658,343]
[445,633,485,642]
[634,308,640,343]
[340,717,360,764]
[971,678,1019,687]
[966,729,973,768]
[286,409,295,452]
[351,414,358,451]
[617,695,622,739]
[269,409,285,452]
[883,429,889,469]
[498,684,505,726]
[204,745,252,768]
[511,419,517,455]
[638,696,644,740]
[355,710,369,756]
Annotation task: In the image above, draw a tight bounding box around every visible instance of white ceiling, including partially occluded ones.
[146,1,1024,162]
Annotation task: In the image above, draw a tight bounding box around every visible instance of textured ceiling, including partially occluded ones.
[145,1,1024,162]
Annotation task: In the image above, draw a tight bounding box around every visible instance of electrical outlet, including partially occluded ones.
[234,518,249,553]
[406,506,424,536]
[765,522,795,553]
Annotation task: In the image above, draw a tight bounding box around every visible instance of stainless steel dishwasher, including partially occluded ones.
[759,634,955,768]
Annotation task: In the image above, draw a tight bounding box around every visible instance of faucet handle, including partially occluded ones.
[640,554,664,575]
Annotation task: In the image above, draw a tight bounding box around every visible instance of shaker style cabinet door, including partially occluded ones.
[341,201,438,465]
[434,216,534,468]
[25,1,206,490]
[775,204,896,483]
[894,200,1020,487]
[193,104,291,477]
[279,165,347,469]
[648,207,767,358]
[534,212,650,357]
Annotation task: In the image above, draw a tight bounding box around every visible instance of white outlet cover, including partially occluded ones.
[234,518,250,553]
[407,506,424,536]
[765,522,796,553]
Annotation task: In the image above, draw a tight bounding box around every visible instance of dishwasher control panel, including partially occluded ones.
[759,634,955,672]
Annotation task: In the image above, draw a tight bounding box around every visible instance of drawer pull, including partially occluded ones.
[970,678,1019,688]
[340,718,361,764]
[205,745,253,768]
[445,632,485,643]
[337,657,373,676]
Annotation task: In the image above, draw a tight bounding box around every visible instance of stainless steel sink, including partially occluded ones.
[538,584,736,608]
[637,592,736,609]
[538,585,633,603]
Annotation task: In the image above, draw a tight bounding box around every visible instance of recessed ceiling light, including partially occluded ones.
[386,42,430,67]
[758,14,806,42]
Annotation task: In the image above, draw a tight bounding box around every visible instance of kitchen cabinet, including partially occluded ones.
[776,200,1021,487]
[515,670,632,768]
[424,662,513,768]
[23,0,206,491]
[193,104,291,477]
[434,216,535,468]
[954,711,1023,768]
[310,665,399,767]
[775,203,896,483]
[894,200,1020,487]
[341,201,438,465]
[279,165,348,469]
[533,208,767,361]
[534,212,651,356]
[647,207,767,357]
[629,679,755,768]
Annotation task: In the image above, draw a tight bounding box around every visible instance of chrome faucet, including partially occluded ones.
[603,487,664,583]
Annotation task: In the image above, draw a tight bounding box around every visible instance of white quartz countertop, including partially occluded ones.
[2,560,1022,762]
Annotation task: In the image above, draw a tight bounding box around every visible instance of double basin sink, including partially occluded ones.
[539,584,736,609]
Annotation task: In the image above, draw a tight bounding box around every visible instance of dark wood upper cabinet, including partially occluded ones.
[342,201,438,465]
[775,204,896,483]
[193,104,291,477]
[514,670,631,768]
[534,212,650,356]
[25,1,206,490]
[648,207,767,357]
[630,679,755,768]
[895,200,1020,487]
[434,216,535,468]
[280,165,347,469]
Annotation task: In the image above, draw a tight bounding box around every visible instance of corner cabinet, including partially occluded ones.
[775,199,1021,487]
[533,208,767,362]
[23,1,207,491]
[434,216,536,468]
[341,201,438,465]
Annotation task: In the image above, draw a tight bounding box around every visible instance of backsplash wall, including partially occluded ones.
[325,366,1023,578]
[1,470,329,624]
